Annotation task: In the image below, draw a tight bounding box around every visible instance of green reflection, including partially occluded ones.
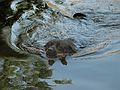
[53,79,72,84]
[0,57,53,90]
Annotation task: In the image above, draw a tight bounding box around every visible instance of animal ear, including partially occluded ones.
[48,60,55,66]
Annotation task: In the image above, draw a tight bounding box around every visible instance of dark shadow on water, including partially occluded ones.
[0,36,28,58]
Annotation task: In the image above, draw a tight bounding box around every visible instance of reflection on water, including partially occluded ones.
[0,57,53,90]
[0,0,120,90]
[52,54,120,90]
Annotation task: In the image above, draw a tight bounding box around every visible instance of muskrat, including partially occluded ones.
[44,38,77,65]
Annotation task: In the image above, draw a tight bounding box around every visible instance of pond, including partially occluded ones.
[0,0,120,90]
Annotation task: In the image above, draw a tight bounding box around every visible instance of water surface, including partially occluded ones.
[0,0,120,90]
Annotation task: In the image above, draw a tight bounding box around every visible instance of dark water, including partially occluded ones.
[0,0,120,90]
